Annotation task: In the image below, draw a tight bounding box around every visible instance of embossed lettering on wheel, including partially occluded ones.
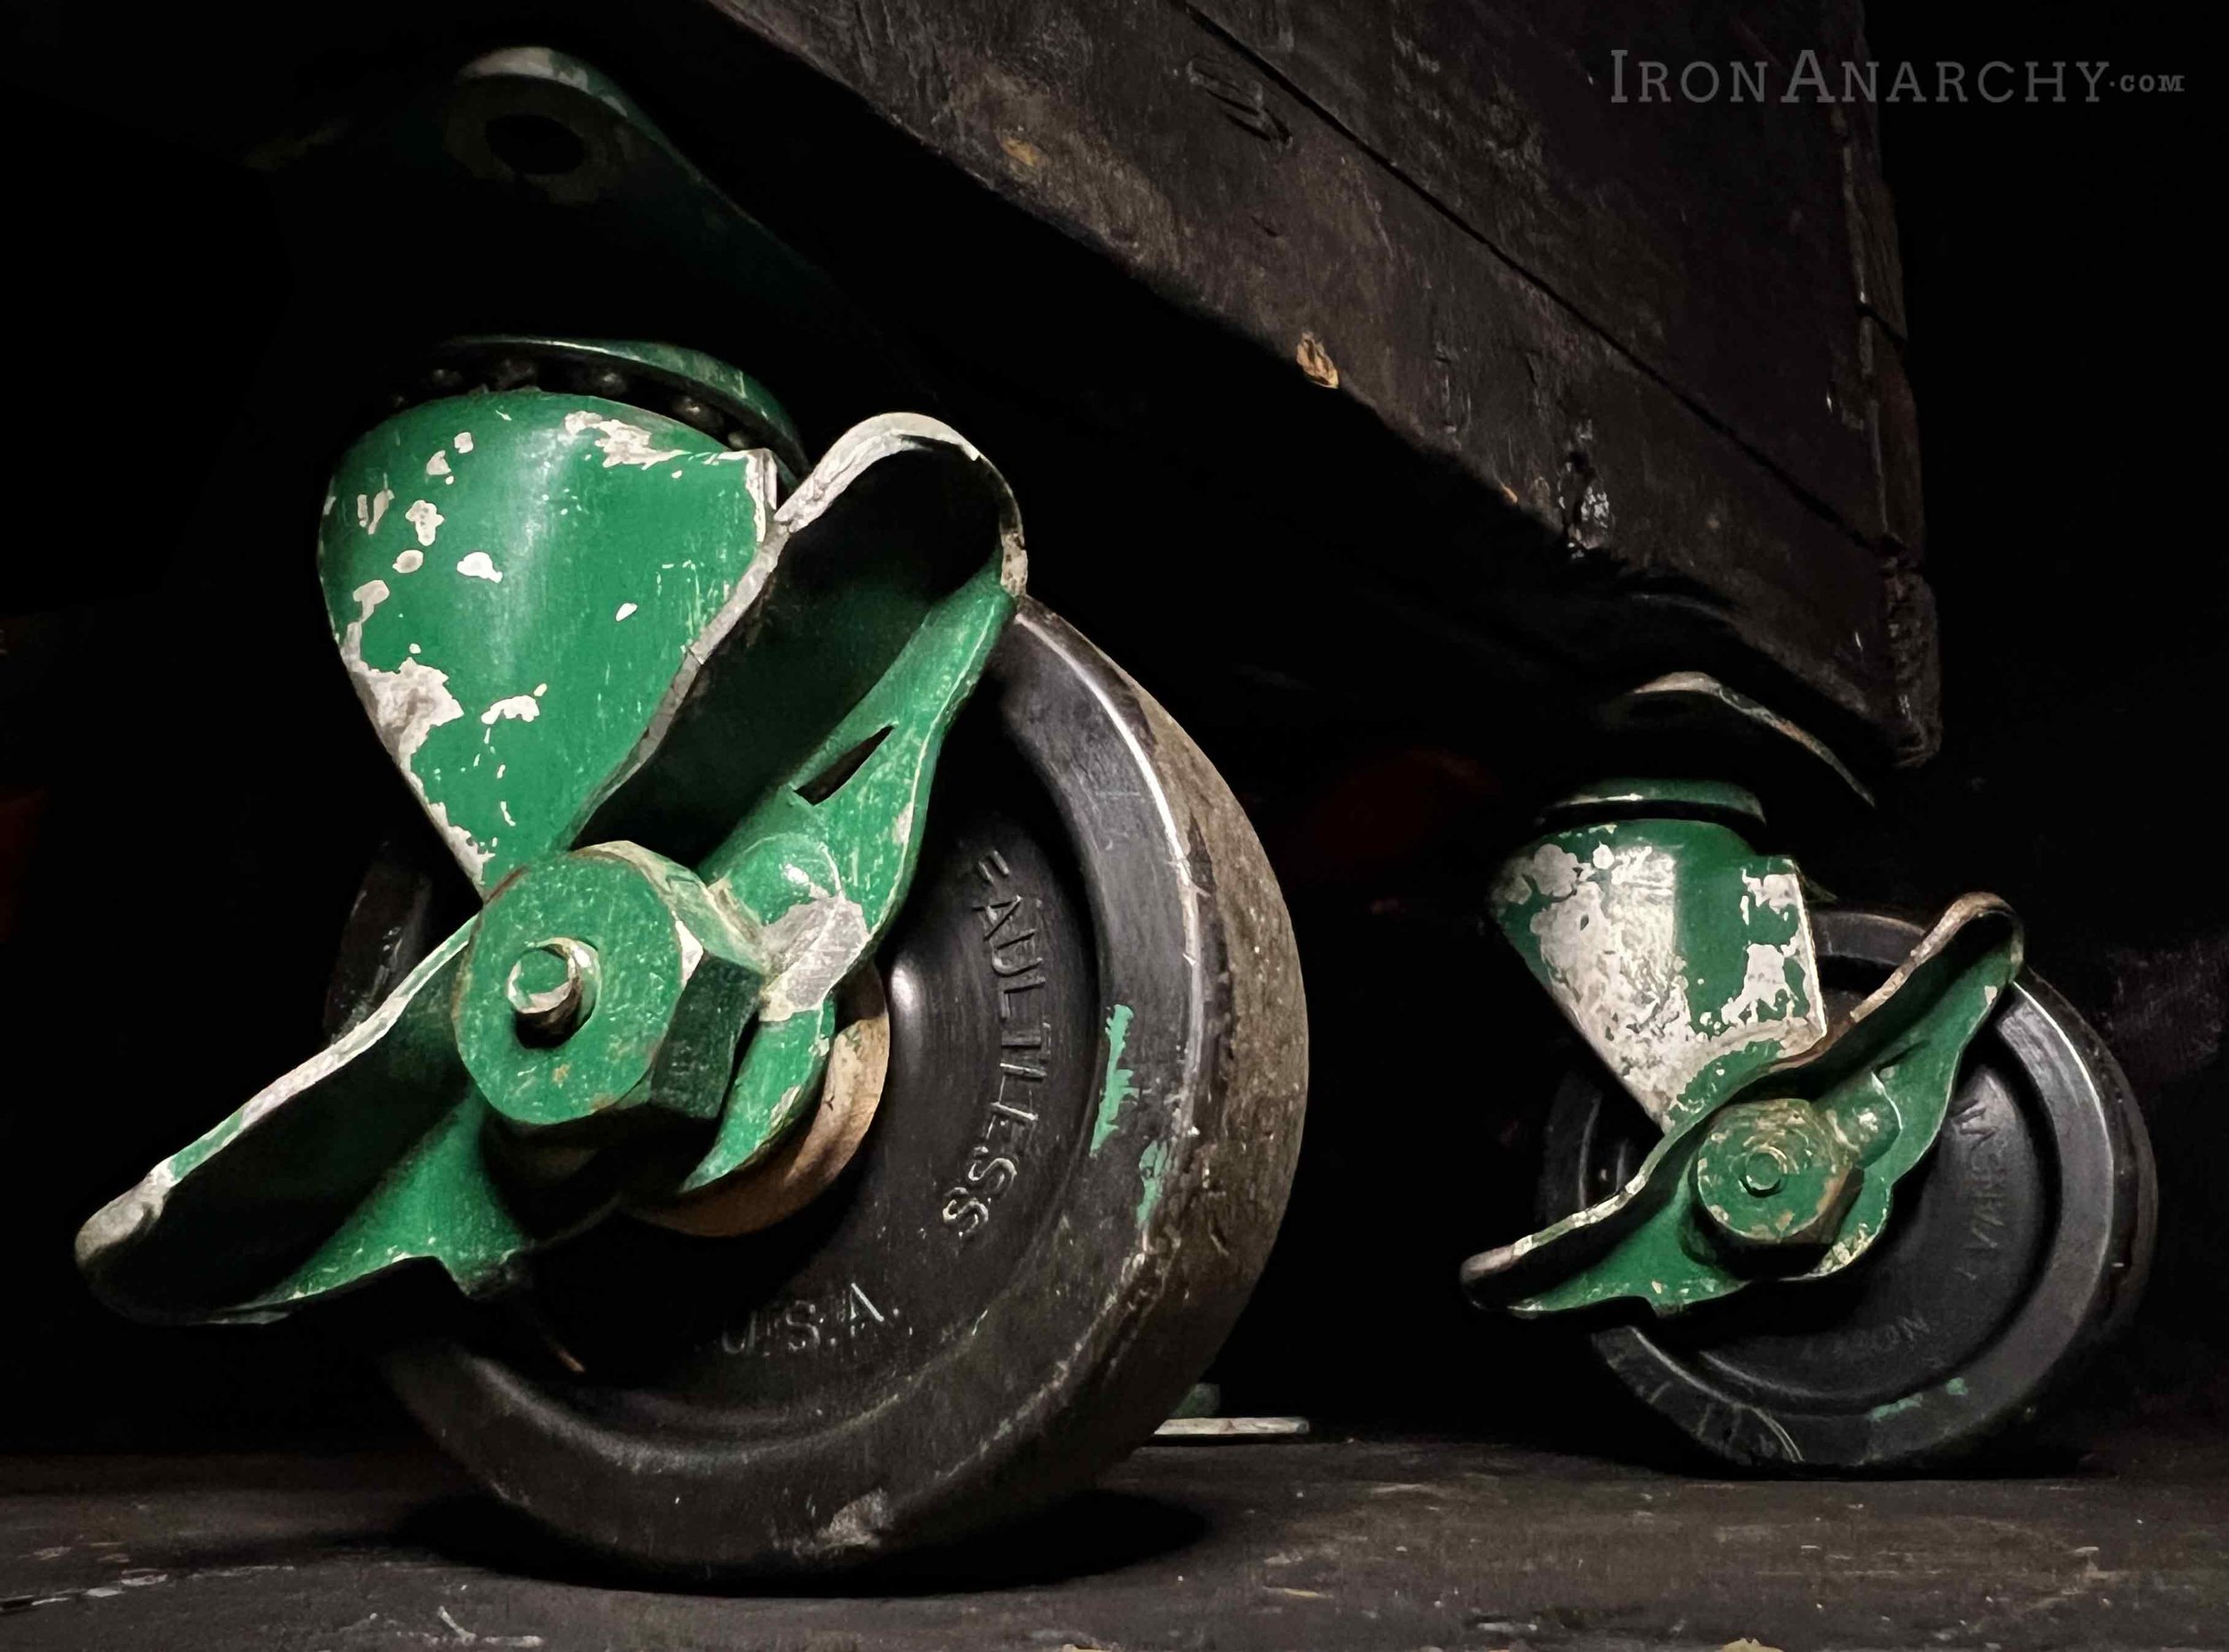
[372,603,1307,1571]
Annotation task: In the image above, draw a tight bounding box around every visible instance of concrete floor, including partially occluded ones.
[4,1434,2225,1650]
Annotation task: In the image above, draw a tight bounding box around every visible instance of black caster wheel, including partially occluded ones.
[1539,907,2155,1470]
[333,601,1307,1572]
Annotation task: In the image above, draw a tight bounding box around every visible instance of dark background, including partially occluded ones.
[0,0,2217,1467]
[1859,0,2222,1436]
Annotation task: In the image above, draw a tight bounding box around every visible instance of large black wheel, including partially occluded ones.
[1539,907,2154,1469]
[334,600,1306,1572]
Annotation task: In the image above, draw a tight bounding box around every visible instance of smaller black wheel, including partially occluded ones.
[1539,907,2156,1469]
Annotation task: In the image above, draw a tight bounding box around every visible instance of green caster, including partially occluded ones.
[1464,675,2154,1467]
[76,339,1306,1572]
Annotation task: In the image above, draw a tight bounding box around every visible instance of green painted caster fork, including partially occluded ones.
[73,323,1307,1571]
[1464,674,2153,1467]
[78,338,1025,1319]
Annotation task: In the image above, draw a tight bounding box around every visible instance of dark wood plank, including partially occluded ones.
[1183,0,1882,538]
[0,0,1932,758]
[692,0,1921,752]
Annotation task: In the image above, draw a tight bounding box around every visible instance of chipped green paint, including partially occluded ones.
[1136,1137,1171,1227]
[1482,896,2023,1319]
[683,540,1019,1188]
[320,389,776,896]
[78,351,1028,1325]
[1493,816,1825,1131]
[1092,1004,1139,1153]
[74,927,477,1321]
[1869,1375,1966,1422]
[476,336,809,479]
[1468,739,2026,1325]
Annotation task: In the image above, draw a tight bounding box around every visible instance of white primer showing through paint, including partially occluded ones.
[1497,841,1822,1123]
[334,579,488,880]
[404,500,445,547]
[753,892,873,1023]
[456,551,501,582]
[357,487,395,536]
[481,694,541,727]
[563,408,686,469]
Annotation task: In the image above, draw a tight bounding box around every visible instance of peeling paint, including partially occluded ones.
[1499,839,1822,1122]
[405,499,445,546]
[392,548,424,574]
[454,431,474,452]
[614,601,638,621]
[357,487,394,535]
[1742,867,1800,919]
[425,450,451,479]
[480,694,541,727]
[563,408,686,469]
[1136,1135,1170,1225]
[456,551,502,582]
[811,1488,891,1555]
[1092,1004,1139,1151]
[752,892,872,1023]
[336,582,468,828]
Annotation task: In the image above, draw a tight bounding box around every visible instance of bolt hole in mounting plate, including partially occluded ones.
[1542,908,2154,1470]
[410,47,930,442]
[327,604,1307,1573]
[441,49,637,209]
[253,44,932,485]
[480,111,590,180]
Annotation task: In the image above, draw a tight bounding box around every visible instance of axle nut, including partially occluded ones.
[1691,1097,1855,1248]
[1740,1147,1787,1197]
[455,843,759,1135]
[506,937,600,1043]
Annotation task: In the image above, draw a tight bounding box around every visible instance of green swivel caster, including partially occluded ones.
[1464,676,2154,1468]
[75,339,1306,1572]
